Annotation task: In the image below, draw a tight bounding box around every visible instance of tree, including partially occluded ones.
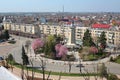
[22,46,29,65]
[32,38,44,54]
[43,35,56,57]
[8,54,14,62]
[57,45,68,61]
[7,54,15,72]
[47,35,55,43]
[1,25,4,30]
[99,63,108,80]
[98,31,107,50]
[43,40,56,57]
[4,30,9,40]
[43,42,49,55]
[55,43,62,53]
[41,59,46,80]
[89,46,98,56]
[21,46,29,80]
[55,44,68,60]
[54,34,63,44]
[58,46,68,57]
[108,74,120,80]
[83,29,94,47]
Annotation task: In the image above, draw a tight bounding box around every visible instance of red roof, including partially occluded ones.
[92,24,110,29]
[66,22,72,25]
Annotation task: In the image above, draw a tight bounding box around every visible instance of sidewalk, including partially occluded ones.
[9,66,107,80]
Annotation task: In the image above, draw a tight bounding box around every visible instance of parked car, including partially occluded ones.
[0,56,6,67]
[0,40,5,43]
[8,37,15,41]
[0,56,3,60]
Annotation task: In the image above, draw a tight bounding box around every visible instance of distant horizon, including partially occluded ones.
[0,11,120,13]
[0,0,120,12]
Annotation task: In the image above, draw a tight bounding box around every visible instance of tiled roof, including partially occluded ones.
[92,24,110,28]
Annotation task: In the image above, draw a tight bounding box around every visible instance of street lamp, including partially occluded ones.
[41,59,46,80]
[79,58,82,73]
[39,57,46,80]
[68,61,71,73]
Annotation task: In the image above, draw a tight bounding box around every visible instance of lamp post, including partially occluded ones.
[39,57,46,80]
[41,59,46,80]
[79,58,82,73]
[68,61,71,73]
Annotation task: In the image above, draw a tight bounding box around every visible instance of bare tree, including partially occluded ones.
[79,63,99,80]
[29,59,35,80]
[24,58,36,80]
[99,63,108,80]
[41,59,46,80]
[93,63,99,80]
[58,71,62,80]
[47,71,51,80]
[81,67,90,80]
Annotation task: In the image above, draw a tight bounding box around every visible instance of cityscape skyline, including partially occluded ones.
[1,1,120,79]
[0,0,120,12]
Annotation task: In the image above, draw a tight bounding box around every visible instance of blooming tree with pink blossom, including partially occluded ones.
[55,44,62,53]
[58,45,68,57]
[55,44,68,58]
[89,46,98,55]
[32,38,44,51]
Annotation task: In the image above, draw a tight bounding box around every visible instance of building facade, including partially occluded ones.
[3,22,39,34]
[3,22,120,46]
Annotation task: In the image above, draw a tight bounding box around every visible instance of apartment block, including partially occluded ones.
[3,22,120,46]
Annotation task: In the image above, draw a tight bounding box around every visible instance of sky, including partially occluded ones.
[0,0,120,12]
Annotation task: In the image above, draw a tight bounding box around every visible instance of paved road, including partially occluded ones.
[1,35,120,75]
[0,41,18,57]
[29,56,120,74]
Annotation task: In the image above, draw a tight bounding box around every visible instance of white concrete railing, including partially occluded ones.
[28,47,120,65]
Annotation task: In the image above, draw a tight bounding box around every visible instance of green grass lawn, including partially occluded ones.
[83,54,99,61]
[116,58,120,64]
[82,52,111,61]
[110,55,120,64]
[11,62,98,77]
[115,56,120,64]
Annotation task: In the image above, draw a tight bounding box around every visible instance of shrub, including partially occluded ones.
[8,54,14,62]
[108,74,120,80]
[99,63,108,79]
[66,55,75,61]
[110,57,114,62]
[8,40,16,44]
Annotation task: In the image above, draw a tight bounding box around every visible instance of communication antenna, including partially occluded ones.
[63,5,64,13]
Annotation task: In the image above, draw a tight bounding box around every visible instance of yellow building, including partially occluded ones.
[3,22,120,46]
[3,22,39,34]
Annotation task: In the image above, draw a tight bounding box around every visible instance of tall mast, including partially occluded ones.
[63,5,64,13]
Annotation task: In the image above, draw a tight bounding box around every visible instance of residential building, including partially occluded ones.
[3,22,120,47]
